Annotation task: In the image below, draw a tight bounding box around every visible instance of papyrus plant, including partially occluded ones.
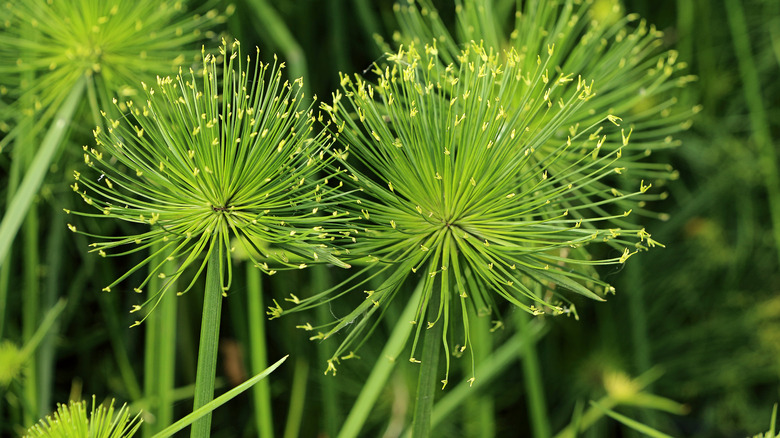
[393,0,700,225]
[275,41,662,385]
[68,40,347,315]
[0,0,230,267]
[67,39,347,434]
[0,0,228,137]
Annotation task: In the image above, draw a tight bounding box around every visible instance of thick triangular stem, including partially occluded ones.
[190,244,224,437]
[411,290,442,438]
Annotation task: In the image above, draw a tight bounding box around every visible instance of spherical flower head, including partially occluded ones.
[0,0,231,148]
[67,39,348,325]
[393,0,701,223]
[23,396,142,438]
[284,41,663,381]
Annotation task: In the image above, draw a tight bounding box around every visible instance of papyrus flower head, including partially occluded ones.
[67,40,348,324]
[279,41,662,382]
[393,0,700,224]
[0,0,230,147]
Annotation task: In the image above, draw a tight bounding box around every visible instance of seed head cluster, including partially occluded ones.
[66,1,694,384]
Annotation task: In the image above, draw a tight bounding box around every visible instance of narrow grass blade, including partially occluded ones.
[0,76,85,267]
[588,401,674,438]
[152,355,289,438]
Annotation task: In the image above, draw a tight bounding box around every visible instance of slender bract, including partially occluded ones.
[277,41,663,383]
[68,39,348,322]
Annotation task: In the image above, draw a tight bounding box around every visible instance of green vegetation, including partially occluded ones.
[1,0,778,436]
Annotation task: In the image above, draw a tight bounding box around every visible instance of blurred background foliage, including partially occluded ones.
[1,0,779,437]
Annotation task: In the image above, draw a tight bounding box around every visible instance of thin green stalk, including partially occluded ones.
[38,200,66,418]
[97,291,142,401]
[21,94,41,425]
[624,256,655,430]
[143,244,178,437]
[143,270,161,438]
[411,292,442,438]
[157,258,177,429]
[463,314,495,438]
[313,267,341,437]
[247,264,274,438]
[0,134,25,339]
[724,0,780,264]
[0,76,85,268]
[190,244,224,438]
[426,321,547,431]
[517,312,551,438]
[243,0,309,97]
[351,0,383,56]
[283,358,309,438]
[337,279,424,438]
[18,299,67,362]
[328,0,349,74]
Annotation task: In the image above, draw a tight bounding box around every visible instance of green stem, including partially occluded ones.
[283,357,308,438]
[247,264,274,438]
[351,0,383,57]
[0,76,85,268]
[0,135,26,339]
[427,322,547,431]
[143,244,178,437]
[517,312,551,438]
[313,267,340,437]
[243,0,309,97]
[38,200,66,417]
[21,103,41,424]
[411,292,441,438]
[337,279,424,438]
[190,245,224,438]
[724,0,780,264]
[464,314,495,438]
[158,262,178,429]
